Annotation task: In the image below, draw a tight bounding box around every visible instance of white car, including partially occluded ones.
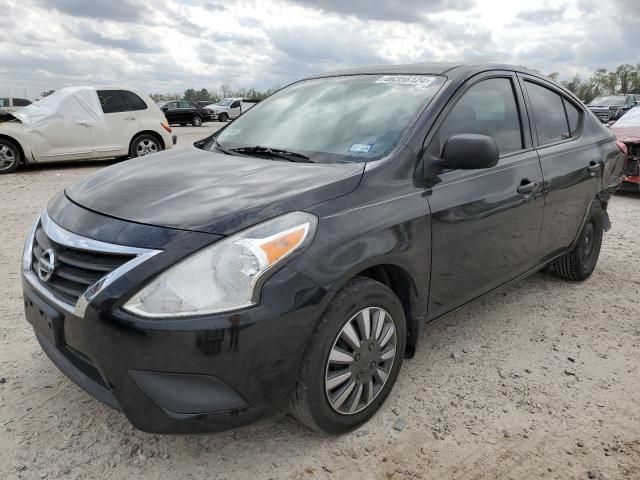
[205,97,259,122]
[0,86,176,174]
[0,97,34,113]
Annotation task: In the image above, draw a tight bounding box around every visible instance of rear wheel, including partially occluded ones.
[290,277,406,434]
[551,203,603,281]
[192,115,202,127]
[130,134,161,158]
[0,138,20,174]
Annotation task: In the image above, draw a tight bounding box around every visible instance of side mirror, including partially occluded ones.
[439,134,499,170]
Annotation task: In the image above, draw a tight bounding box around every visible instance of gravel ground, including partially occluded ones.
[1,127,639,479]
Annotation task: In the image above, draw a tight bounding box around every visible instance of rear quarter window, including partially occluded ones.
[563,99,582,137]
[121,91,147,111]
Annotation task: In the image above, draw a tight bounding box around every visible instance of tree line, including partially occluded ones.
[547,64,640,103]
[149,85,277,103]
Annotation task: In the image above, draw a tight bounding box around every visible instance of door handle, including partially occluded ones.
[125,116,136,121]
[517,181,538,195]
[587,161,601,174]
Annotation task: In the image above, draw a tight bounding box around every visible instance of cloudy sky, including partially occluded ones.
[0,0,638,97]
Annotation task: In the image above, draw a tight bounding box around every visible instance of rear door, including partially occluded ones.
[519,75,600,259]
[426,72,545,319]
[91,90,140,158]
[178,102,194,123]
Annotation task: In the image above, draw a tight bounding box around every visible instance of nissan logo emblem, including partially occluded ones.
[37,248,56,282]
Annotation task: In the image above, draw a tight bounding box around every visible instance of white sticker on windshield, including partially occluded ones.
[375,75,436,87]
[350,143,373,153]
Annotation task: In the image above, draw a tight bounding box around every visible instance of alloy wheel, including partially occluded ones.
[0,144,17,171]
[324,307,397,415]
[136,139,159,157]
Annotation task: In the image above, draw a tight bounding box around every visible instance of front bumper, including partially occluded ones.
[23,266,326,433]
[22,204,328,434]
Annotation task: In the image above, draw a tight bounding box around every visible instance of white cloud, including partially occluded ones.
[0,0,637,98]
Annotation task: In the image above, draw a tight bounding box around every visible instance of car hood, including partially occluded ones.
[65,146,365,235]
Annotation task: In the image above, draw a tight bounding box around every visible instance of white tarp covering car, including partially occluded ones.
[0,86,175,173]
[14,87,106,130]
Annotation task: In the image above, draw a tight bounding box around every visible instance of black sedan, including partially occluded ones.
[161,101,213,126]
[22,63,625,435]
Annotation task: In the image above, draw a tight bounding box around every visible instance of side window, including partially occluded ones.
[165,102,178,109]
[0,98,7,107]
[121,91,147,111]
[97,90,129,114]
[525,81,570,145]
[178,102,191,109]
[436,78,523,157]
[563,98,582,137]
[13,98,31,107]
[230,100,241,108]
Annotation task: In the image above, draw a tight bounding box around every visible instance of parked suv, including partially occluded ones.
[587,94,637,123]
[161,101,213,126]
[0,87,175,173]
[205,97,259,122]
[0,97,33,112]
[22,64,624,434]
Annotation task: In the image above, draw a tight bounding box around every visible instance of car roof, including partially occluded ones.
[305,63,543,80]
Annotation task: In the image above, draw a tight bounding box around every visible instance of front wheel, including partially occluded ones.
[130,134,161,158]
[0,138,20,174]
[551,202,603,281]
[192,115,202,127]
[217,113,228,122]
[290,277,406,434]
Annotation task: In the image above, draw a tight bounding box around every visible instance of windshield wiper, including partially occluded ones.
[231,145,313,163]
[212,138,236,156]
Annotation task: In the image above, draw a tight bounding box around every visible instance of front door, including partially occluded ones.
[163,102,180,124]
[425,73,545,319]
[229,100,242,118]
[30,121,93,162]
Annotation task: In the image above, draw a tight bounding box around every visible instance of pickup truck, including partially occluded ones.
[204,97,259,122]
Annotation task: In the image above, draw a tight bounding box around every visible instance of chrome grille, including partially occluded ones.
[31,224,135,306]
[23,210,161,316]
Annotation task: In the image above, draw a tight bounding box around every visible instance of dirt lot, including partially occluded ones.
[1,128,639,479]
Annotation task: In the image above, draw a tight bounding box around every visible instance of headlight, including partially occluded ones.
[123,212,317,318]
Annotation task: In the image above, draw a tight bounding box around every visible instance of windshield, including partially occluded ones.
[613,107,640,127]
[589,96,627,107]
[213,74,445,162]
[216,99,234,106]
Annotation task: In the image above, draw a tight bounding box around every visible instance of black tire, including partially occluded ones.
[192,115,202,127]
[0,138,21,174]
[551,202,603,281]
[218,113,228,122]
[290,276,406,434]
[129,134,162,158]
